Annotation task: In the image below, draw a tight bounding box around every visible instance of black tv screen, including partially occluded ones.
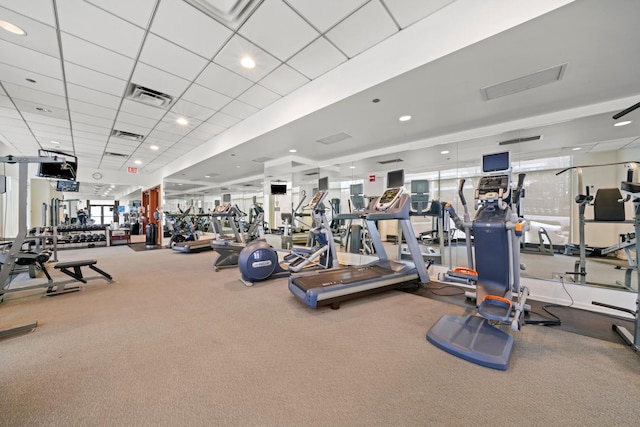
[270,184,287,195]
[318,177,329,191]
[56,180,80,192]
[387,169,404,188]
[37,149,77,181]
[482,151,510,173]
[222,193,231,202]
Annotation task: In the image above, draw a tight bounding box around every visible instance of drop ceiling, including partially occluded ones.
[0,0,639,198]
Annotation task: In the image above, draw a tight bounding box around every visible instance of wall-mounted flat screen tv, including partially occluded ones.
[270,184,287,195]
[56,180,80,192]
[37,149,77,181]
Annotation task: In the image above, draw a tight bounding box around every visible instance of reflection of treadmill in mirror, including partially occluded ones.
[401,180,442,263]
[289,169,430,309]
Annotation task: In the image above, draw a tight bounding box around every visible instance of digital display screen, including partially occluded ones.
[410,180,429,194]
[222,193,231,202]
[38,149,77,181]
[379,188,400,204]
[270,184,287,195]
[56,180,80,192]
[387,169,404,188]
[318,177,329,191]
[350,184,363,195]
[482,152,510,173]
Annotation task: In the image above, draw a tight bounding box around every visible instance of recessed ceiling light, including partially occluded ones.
[0,20,26,36]
[149,145,159,150]
[399,115,412,122]
[441,150,450,154]
[134,160,142,165]
[35,107,51,113]
[241,57,256,69]
[205,175,210,178]
[236,165,240,168]
[176,117,189,126]
[289,149,297,153]
[572,147,582,151]
[51,140,60,145]
[350,166,356,169]
[614,120,632,127]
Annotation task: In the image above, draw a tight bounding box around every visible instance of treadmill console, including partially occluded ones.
[213,203,231,214]
[308,191,327,210]
[376,188,403,211]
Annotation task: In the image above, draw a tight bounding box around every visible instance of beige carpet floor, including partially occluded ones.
[1,245,639,426]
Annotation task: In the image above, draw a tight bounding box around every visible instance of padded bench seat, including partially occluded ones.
[54,259,113,284]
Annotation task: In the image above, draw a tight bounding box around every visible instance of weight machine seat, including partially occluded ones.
[593,188,625,221]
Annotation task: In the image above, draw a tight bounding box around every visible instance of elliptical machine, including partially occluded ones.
[237,191,338,286]
[427,152,530,370]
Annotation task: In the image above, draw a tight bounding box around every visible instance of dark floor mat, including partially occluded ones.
[127,243,164,252]
[407,282,635,345]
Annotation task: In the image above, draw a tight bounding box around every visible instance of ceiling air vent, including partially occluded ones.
[126,83,175,109]
[183,0,261,29]
[104,152,129,158]
[316,132,352,145]
[378,158,403,165]
[111,129,145,142]
[481,64,567,101]
[304,171,319,176]
[498,135,542,146]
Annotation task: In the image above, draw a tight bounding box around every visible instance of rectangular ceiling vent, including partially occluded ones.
[183,0,261,29]
[104,151,129,158]
[481,63,567,101]
[316,132,352,145]
[304,171,319,176]
[126,83,175,109]
[252,156,273,163]
[111,129,145,142]
[378,158,403,165]
[498,135,542,146]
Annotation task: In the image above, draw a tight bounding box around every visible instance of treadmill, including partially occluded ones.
[209,203,247,268]
[171,238,215,253]
[288,185,430,309]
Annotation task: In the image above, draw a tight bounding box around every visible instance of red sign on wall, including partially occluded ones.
[369,175,375,182]
[127,167,138,174]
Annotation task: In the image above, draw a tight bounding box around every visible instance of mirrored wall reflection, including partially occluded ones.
[324,140,640,292]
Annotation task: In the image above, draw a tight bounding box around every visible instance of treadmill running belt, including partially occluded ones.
[293,265,392,290]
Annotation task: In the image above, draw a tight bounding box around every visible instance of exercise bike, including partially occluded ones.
[238,191,338,286]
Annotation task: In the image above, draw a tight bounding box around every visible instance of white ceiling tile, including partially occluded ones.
[2,83,66,109]
[68,99,118,121]
[119,99,167,120]
[207,112,240,128]
[237,84,281,109]
[57,0,145,58]
[325,0,398,58]
[74,139,106,151]
[70,111,114,128]
[85,0,157,28]
[105,142,137,154]
[191,122,226,138]
[61,32,135,80]
[213,35,281,82]
[181,84,232,111]
[0,0,56,26]
[239,0,319,61]
[64,62,128,96]
[0,40,62,79]
[115,111,159,130]
[0,6,59,56]
[195,62,253,98]
[73,129,110,142]
[156,116,202,136]
[220,100,259,120]
[131,62,191,99]
[32,130,71,143]
[30,122,71,135]
[286,0,368,32]
[21,113,70,128]
[67,83,122,110]
[139,33,209,81]
[287,37,347,79]
[0,63,64,96]
[382,0,456,28]
[147,129,181,143]
[170,99,216,121]
[259,64,310,96]
[151,0,232,59]
[13,99,68,121]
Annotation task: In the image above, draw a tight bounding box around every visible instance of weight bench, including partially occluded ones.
[54,259,112,284]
